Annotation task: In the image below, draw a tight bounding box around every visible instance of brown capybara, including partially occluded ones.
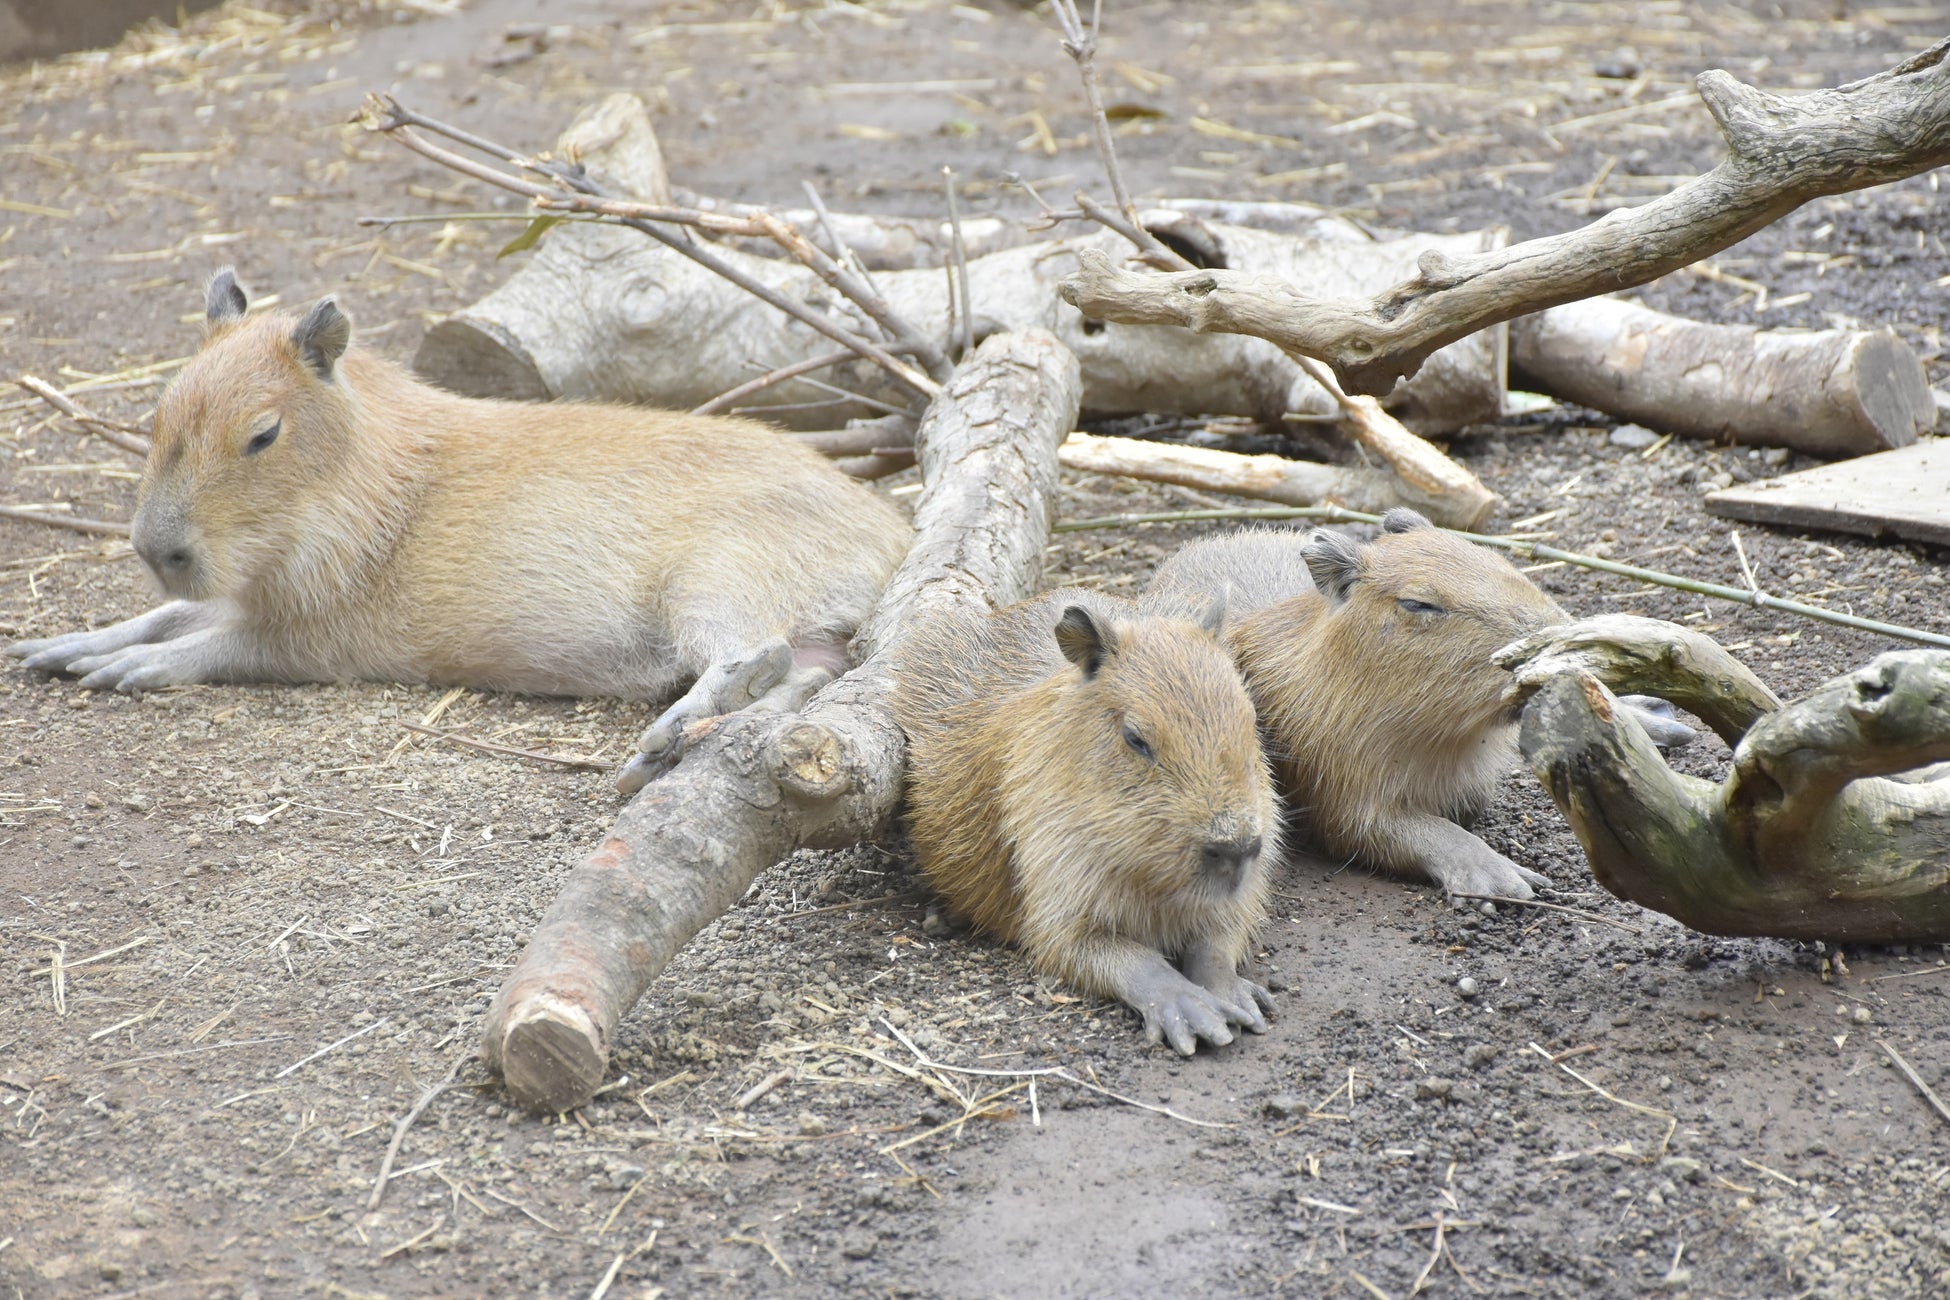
[1147,508,1691,901]
[892,588,1278,1055]
[8,271,911,794]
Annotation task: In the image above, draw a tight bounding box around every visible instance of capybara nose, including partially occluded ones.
[161,547,193,573]
[1200,834,1262,888]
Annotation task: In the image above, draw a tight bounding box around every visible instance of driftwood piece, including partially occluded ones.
[1511,298,1933,458]
[1509,619,1950,941]
[478,331,1080,1113]
[1497,614,1782,746]
[1705,440,1950,548]
[1059,433,1493,530]
[1059,40,1950,399]
[409,98,1505,435]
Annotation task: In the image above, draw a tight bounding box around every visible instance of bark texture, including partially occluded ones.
[409,95,1506,434]
[479,331,1081,1113]
[1509,619,1950,942]
[1511,297,1933,457]
[1058,40,1950,399]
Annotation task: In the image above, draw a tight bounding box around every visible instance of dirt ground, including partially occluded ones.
[3,1,1949,1297]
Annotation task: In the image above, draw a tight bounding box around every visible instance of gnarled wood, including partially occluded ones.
[479,330,1081,1113]
[1509,620,1950,942]
[1059,39,1950,399]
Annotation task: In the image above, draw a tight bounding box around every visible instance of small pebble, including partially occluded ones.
[1463,1044,1498,1070]
[1262,1094,1308,1119]
[1456,976,1479,999]
[1851,1006,1873,1024]
[1608,423,1658,450]
[1416,1078,1453,1101]
[795,1112,828,1137]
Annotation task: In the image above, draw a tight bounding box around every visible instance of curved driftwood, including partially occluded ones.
[479,330,1080,1113]
[1059,39,1950,399]
[1508,618,1950,941]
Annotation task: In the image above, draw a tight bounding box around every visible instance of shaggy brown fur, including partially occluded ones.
[892,587,1278,1055]
[10,273,910,790]
[1147,510,1565,900]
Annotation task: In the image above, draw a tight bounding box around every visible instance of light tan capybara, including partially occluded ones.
[892,588,1278,1055]
[9,271,911,793]
[1146,508,1692,901]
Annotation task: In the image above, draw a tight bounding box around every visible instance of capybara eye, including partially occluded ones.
[1122,723,1154,760]
[1397,597,1444,615]
[245,420,282,455]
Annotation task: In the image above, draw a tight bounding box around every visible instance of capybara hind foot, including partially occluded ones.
[618,637,794,794]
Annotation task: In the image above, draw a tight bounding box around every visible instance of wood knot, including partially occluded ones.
[771,722,852,800]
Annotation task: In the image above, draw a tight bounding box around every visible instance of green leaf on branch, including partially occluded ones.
[498,215,565,259]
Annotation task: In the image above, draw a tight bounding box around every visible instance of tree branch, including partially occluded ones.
[1060,39,1950,397]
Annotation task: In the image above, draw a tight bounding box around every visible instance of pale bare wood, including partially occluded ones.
[1511,299,1933,458]
[1057,434,1493,530]
[1060,39,1950,399]
[1706,441,1950,548]
[478,331,1081,1113]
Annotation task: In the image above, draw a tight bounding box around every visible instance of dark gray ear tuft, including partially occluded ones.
[1055,605,1117,678]
[205,268,248,325]
[1302,529,1362,605]
[1198,585,1229,638]
[1380,507,1434,534]
[293,298,352,379]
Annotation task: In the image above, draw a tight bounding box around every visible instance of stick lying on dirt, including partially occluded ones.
[1059,38,1950,399]
[479,331,1081,1113]
[1510,298,1934,458]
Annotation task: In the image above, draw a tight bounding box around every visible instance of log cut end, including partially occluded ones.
[415,314,553,402]
[494,992,608,1114]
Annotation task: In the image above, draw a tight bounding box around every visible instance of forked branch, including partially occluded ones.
[1060,39,1950,397]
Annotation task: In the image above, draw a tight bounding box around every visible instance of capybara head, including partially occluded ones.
[1301,508,1565,727]
[1036,600,1277,906]
[133,270,370,606]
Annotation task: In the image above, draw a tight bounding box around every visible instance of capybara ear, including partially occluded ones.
[205,268,248,326]
[1197,585,1230,637]
[293,298,352,380]
[1302,529,1362,604]
[1055,604,1117,678]
[1380,507,1434,534]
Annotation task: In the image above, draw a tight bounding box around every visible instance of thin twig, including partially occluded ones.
[876,1018,1231,1128]
[943,167,975,361]
[0,505,132,537]
[1052,504,1950,650]
[1447,893,1643,935]
[691,349,875,417]
[1410,1213,1447,1296]
[1879,1039,1950,1128]
[13,375,152,455]
[276,1018,389,1079]
[1050,0,1157,256]
[800,180,884,312]
[1526,1042,1676,1156]
[396,720,607,771]
[370,1052,470,1210]
[363,98,942,398]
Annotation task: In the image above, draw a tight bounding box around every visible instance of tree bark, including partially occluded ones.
[1510,620,1950,942]
[1058,39,1950,400]
[410,99,1507,435]
[1511,298,1933,458]
[478,330,1081,1113]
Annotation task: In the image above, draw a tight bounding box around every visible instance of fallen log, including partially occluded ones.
[1058,433,1494,530]
[1511,298,1933,458]
[1506,617,1950,942]
[1059,39,1950,400]
[478,330,1080,1113]
[409,97,1505,435]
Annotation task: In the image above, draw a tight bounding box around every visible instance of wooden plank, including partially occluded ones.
[1705,440,1950,547]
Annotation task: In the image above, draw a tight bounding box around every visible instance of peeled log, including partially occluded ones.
[411,96,1504,434]
[1059,433,1494,530]
[1511,297,1933,458]
[1510,619,1950,941]
[479,331,1080,1113]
